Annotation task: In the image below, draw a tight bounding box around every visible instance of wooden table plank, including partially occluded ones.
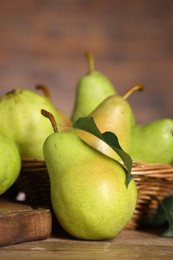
[0,230,173,259]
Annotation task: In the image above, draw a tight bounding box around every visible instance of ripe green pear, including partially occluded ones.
[74,85,143,162]
[0,88,63,160]
[71,51,116,123]
[130,118,173,164]
[41,109,137,240]
[0,134,21,195]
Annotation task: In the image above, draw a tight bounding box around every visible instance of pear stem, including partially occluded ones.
[6,89,21,95]
[85,51,95,74]
[41,109,58,133]
[36,84,51,99]
[123,84,144,100]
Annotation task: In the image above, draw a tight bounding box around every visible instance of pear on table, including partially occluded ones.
[41,109,137,241]
[130,118,173,164]
[71,51,117,123]
[74,84,144,162]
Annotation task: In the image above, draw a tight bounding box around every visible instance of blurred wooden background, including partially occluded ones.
[0,0,172,124]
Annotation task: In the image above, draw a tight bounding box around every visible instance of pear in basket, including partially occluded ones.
[41,109,137,240]
[74,84,144,163]
[0,134,21,195]
[131,118,173,164]
[71,51,116,123]
[0,87,69,160]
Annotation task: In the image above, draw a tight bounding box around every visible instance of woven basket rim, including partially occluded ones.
[21,159,173,179]
[131,162,173,179]
[22,159,173,167]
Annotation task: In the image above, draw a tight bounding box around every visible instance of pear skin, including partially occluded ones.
[72,71,116,123]
[0,89,63,160]
[74,85,143,162]
[71,51,116,123]
[74,95,134,162]
[43,131,137,240]
[0,134,21,195]
[41,109,137,240]
[131,118,173,164]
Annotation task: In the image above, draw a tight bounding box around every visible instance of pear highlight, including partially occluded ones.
[71,51,117,123]
[41,109,137,240]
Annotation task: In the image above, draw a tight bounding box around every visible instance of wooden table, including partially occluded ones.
[0,198,173,259]
[0,1,173,259]
[0,229,173,259]
[0,185,173,260]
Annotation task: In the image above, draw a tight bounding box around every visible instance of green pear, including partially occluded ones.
[130,118,173,164]
[74,85,144,162]
[71,51,117,123]
[41,109,137,240]
[0,134,21,195]
[0,88,64,160]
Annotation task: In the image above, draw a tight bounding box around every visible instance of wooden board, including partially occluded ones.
[0,199,52,247]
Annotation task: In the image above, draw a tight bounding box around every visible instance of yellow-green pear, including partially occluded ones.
[0,88,64,160]
[0,134,21,195]
[71,51,117,123]
[74,85,144,162]
[41,109,137,240]
[130,118,173,164]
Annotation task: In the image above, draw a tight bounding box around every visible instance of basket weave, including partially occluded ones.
[16,159,173,229]
[126,162,173,229]
[16,159,50,206]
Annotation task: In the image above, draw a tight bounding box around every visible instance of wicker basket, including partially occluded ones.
[127,162,173,229]
[16,159,173,229]
[16,159,50,206]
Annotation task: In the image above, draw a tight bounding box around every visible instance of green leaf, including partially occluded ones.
[73,116,133,186]
[74,116,103,140]
[150,195,173,237]
[149,195,173,227]
[102,131,133,183]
